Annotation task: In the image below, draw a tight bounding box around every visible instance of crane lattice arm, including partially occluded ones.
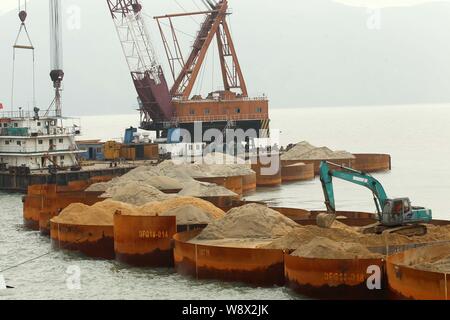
[107,0,174,124]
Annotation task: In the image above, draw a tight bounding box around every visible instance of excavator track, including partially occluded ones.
[382,224,428,237]
[360,223,428,237]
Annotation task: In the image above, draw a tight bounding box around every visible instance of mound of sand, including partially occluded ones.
[85,181,113,192]
[53,196,225,227]
[100,181,173,205]
[197,152,246,165]
[195,204,299,240]
[292,237,383,259]
[136,196,226,219]
[281,141,355,161]
[160,205,214,225]
[263,222,450,253]
[178,181,238,197]
[52,200,139,226]
[413,254,450,273]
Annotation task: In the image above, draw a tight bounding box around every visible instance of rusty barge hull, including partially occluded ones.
[1,165,134,192]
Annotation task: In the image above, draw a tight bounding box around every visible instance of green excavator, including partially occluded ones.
[316,161,432,236]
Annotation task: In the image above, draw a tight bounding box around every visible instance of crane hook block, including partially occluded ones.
[132,3,142,13]
[19,10,27,23]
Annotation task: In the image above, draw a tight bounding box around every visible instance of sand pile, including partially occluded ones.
[100,181,173,205]
[160,205,214,225]
[52,200,139,226]
[292,237,383,259]
[263,222,450,252]
[178,181,238,197]
[413,254,450,273]
[54,196,225,227]
[197,152,246,165]
[195,204,299,240]
[281,141,355,161]
[85,181,113,192]
[87,160,252,197]
[137,197,225,219]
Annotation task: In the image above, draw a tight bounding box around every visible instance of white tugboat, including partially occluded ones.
[0,2,135,192]
[0,108,82,173]
[1,1,82,174]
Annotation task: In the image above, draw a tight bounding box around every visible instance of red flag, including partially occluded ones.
[0,103,3,110]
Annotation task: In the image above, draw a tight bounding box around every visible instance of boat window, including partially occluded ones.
[59,139,63,143]
[17,141,21,146]
[5,141,9,145]
[256,107,263,113]
[37,122,41,126]
[38,140,43,145]
[3,123,7,127]
[14,123,18,127]
[60,156,65,160]
[235,108,241,114]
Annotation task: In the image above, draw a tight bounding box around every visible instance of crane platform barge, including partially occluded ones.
[108,0,270,143]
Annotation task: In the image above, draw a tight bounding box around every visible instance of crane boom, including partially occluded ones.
[320,161,388,218]
[107,0,174,126]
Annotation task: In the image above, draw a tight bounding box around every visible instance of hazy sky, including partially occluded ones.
[1,0,450,116]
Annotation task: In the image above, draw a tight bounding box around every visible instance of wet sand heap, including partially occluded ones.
[281,141,355,161]
[52,197,225,227]
[178,181,237,198]
[291,237,382,259]
[86,158,252,198]
[100,181,174,205]
[412,255,450,273]
[263,221,450,259]
[195,204,299,240]
[52,200,139,226]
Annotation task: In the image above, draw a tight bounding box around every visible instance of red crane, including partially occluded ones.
[106,0,174,131]
[155,0,247,100]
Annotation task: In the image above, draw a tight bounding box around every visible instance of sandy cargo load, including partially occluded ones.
[174,204,299,286]
[387,242,450,300]
[50,200,139,259]
[114,197,225,267]
[278,221,450,299]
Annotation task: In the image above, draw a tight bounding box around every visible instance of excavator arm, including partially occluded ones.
[319,161,389,220]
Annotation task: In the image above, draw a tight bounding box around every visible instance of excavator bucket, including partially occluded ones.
[316,213,336,228]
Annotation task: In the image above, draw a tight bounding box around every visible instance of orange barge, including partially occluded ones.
[50,221,115,260]
[22,166,135,231]
[284,253,386,300]
[173,230,286,287]
[281,163,314,182]
[387,242,450,300]
[114,213,177,267]
[282,153,391,176]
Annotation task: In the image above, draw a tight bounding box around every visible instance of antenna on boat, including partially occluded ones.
[11,0,36,114]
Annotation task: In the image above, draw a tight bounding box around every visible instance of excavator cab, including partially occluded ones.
[381,198,412,227]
